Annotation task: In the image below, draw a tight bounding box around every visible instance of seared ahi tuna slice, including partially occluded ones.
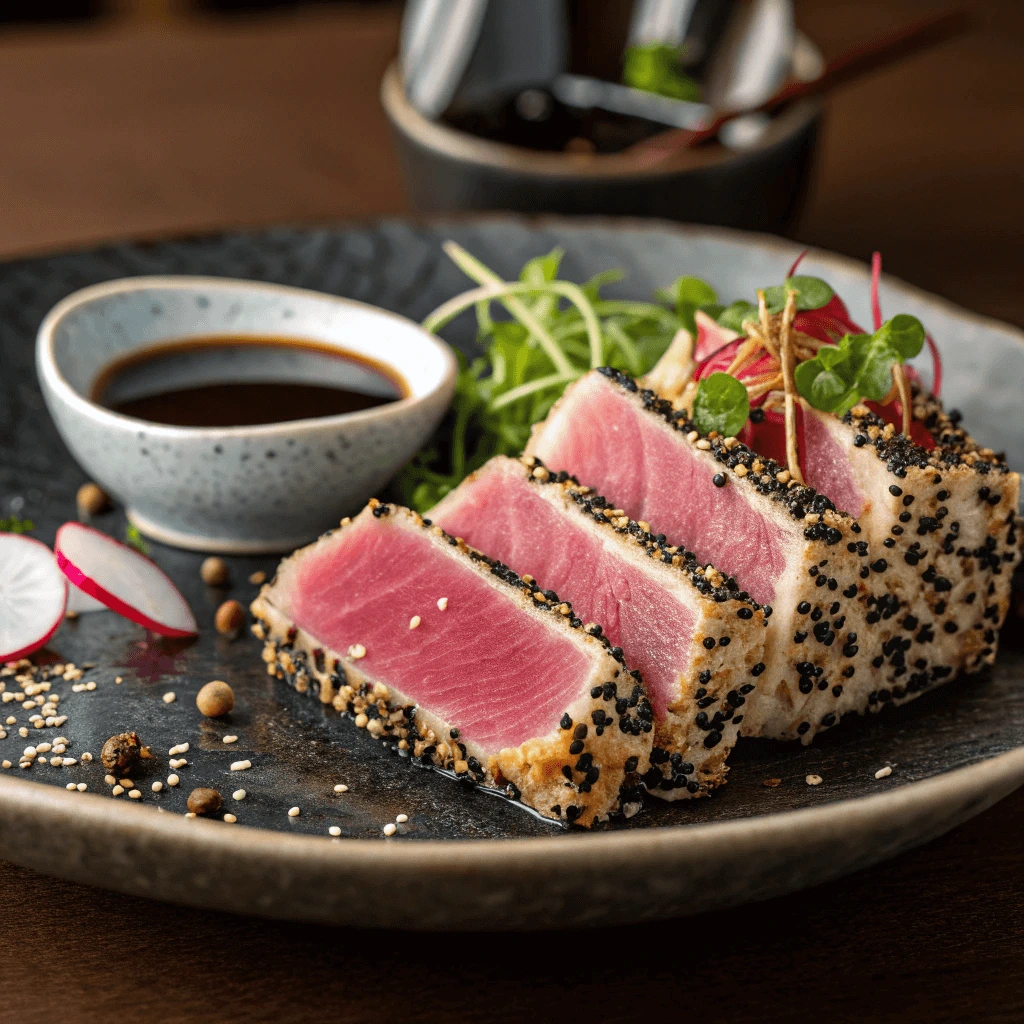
[431,455,767,799]
[526,368,877,744]
[800,385,1021,695]
[250,500,653,826]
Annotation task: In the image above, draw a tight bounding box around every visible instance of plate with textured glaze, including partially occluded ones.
[1,217,1023,930]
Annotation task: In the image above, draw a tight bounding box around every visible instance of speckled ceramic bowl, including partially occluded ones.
[36,276,457,553]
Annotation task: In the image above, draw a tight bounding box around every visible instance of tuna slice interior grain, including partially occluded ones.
[250,500,654,826]
[527,368,885,744]
[431,455,767,799]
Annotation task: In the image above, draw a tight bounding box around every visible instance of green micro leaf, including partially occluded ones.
[656,276,718,336]
[875,313,925,360]
[622,43,702,102]
[692,372,750,437]
[717,300,758,333]
[125,523,150,555]
[785,275,834,311]
[0,516,34,533]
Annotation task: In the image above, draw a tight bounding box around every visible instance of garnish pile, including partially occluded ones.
[401,245,941,509]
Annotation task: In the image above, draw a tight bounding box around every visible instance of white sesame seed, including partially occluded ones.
[105,774,116,785]
[696,439,711,450]
[348,643,367,660]
[395,813,408,824]
[54,716,67,726]
[111,785,124,796]
[5,716,15,725]
[232,789,246,801]
[287,806,300,817]
[328,826,341,837]
[115,677,123,684]
[185,812,196,819]
[85,681,96,691]
[223,813,237,824]
[1,761,10,769]
[151,781,164,793]
[162,692,176,704]
[23,746,36,757]
[168,742,189,756]
[383,823,397,837]
[169,758,187,769]
[50,757,62,766]
[76,783,87,792]
[66,783,77,791]
[120,778,133,787]
[52,744,66,754]
[222,735,238,744]
[81,752,93,762]
[875,765,893,779]
[18,728,27,738]
[167,774,180,787]
[805,774,823,786]
[230,760,251,772]
[128,790,141,799]
[409,615,421,630]
[437,597,448,611]
[36,743,51,753]
[62,758,77,767]
[333,784,349,794]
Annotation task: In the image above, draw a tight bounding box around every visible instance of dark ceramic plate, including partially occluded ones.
[1,218,1023,929]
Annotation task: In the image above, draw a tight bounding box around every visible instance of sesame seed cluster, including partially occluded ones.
[251,500,655,827]
[508,454,767,798]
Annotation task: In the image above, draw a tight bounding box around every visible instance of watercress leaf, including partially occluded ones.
[785,275,834,311]
[875,313,925,360]
[856,342,900,402]
[698,302,725,322]
[813,343,849,372]
[717,300,758,333]
[692,372,750,437]
[762,285,788,314]
[672,276,718,309]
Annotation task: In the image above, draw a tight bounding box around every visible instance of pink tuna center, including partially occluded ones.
[798,408,867,518]
[434,463,695,720]
[531,375,787,606]
[288,518,591,752]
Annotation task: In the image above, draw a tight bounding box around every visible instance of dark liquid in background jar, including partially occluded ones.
[92,336,407,428]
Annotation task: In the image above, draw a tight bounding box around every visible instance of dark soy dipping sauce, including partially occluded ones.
[92,335,407,428]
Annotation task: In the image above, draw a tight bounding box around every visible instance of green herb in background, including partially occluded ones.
[794,314,925,416]
[125,523,150,555]
[397,243,685,512]
[622,43,702,102]
[0,516,34,533]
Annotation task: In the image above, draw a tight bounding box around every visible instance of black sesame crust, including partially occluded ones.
[435,453,768,799]
[251,500,654,828]
[533,369,877,745]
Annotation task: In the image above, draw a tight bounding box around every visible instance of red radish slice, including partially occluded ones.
[67,583,107,614]
[55,522,198,638]
[0,534,68,661]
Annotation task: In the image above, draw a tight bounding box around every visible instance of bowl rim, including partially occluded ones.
[35,274,459,441]
[380,34,824,181]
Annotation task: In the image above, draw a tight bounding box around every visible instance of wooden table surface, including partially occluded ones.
[1,3,1022,1022]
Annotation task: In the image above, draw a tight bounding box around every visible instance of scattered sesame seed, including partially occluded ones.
[167,774,180,787]
[805,774,823,786]
[115,677,123,684]
[328,826,342,837]
[409,615,421,630]
[437,597,448,611]
[104,774,116,785]
[111,785,124,796]
[169,743,189,756]
[169,758,188,769]
[66,783,77,791]
[85,681,96,691]
[875,765,893,779]
[396,813,408,824]
[230,760,251,771]
[152,781,164,793]
[62,757,77,767]
[120,779,133,787]
[223,813,237,824]
[82,752,93,762]
[18,728,27,738]
[1,761,10,770]
[49,757,62,766]
[222,735,239,744]
[348,643,367,660]
[249,570,267,585]
[77,783,87,792]
[162,692,176,704]
[185,812,196,819]
[333,784,349,794]
[128,789,141,799]
[287,806,300,817]
[383,823,397,836]
[232,789,246,801]
[762,778,782,788]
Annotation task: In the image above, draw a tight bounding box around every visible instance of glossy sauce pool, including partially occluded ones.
[91,335,408,428]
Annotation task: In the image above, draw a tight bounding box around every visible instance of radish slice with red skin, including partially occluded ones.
[0,533,68,661]
[55,523,198,637]
[67,583,107,614]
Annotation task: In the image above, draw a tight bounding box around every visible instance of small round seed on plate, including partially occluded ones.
[76,481,110,517]
[223,813,237,824]
[288,806,300,817]
[805,774,823,786]
[167,774,180,787]
[162,692,176,704]
[328,826,341,837]
[214,600,245,638]
[232,789,246,801]
[383,823,397,837]
[152,781,164,793]
[222,735,238,744]
[333,784,348,794]
[197,680,235,718]
[875,765,893,779]
[230,760,251,772]
[187,787,223,815]
[200,556,230,587]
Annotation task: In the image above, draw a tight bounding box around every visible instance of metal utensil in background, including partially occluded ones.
[401,0,568,120]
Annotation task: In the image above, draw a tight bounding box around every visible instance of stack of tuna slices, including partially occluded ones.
[252,309,1020,829]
